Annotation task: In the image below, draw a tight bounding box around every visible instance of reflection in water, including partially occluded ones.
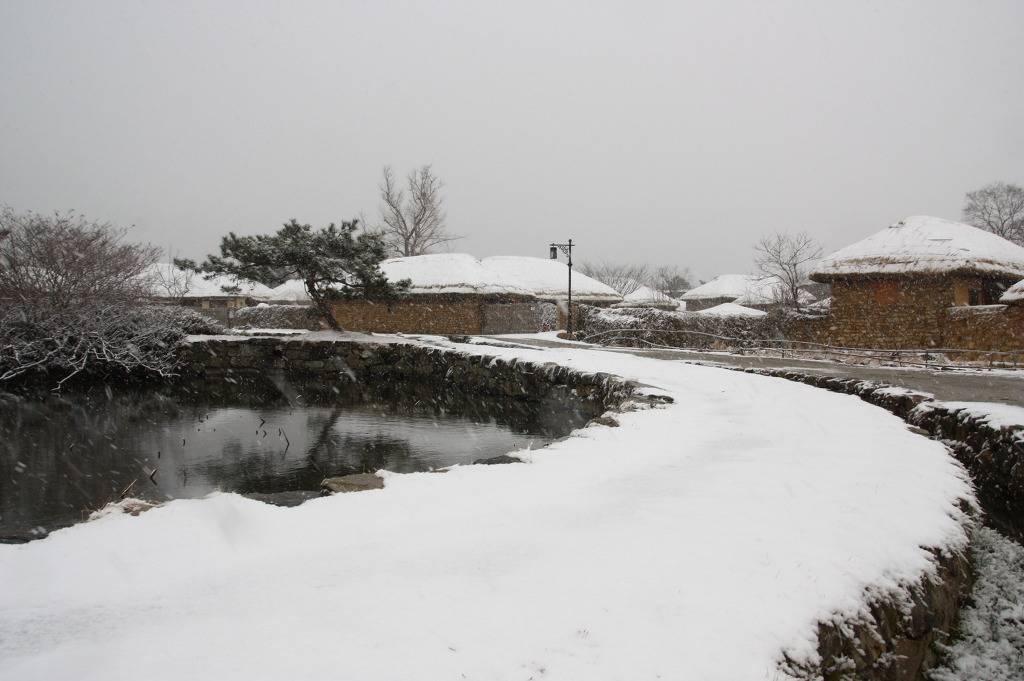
[0,378,580,541]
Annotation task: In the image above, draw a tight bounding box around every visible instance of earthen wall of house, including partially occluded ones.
[805,274,1024,351]
[943,303,1024,360]
[330,294,548,335]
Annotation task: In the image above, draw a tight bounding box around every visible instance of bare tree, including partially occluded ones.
[577,262,649,296]
[0,207,159,308]
[962,181,1024,246]
[650,265,692,299]
[753,232,821,312]
[377,165,459,257]
[148,261,195,301]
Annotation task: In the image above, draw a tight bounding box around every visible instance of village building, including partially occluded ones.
[144,263,272,326]
[679,274,758,311]
[809,215,1024,350]
[324,253,622,335]
[613,284,680,311]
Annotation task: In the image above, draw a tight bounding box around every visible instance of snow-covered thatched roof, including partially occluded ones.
[380,253,532,296]
[680,274,757,302]
[812,215,1024,281]
[621,284,679,308]
[1001,279,1024,304]
[481,256,622,302]
[257,254,623,304]
[733,277,815,307]
[265,279,312,302]
[143,264,273,299]
[695,302,767,318]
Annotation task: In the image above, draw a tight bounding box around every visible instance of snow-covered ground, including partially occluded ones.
[930,526,1024,681]
[0,338,973,680]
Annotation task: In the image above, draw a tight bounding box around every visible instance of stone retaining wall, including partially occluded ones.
[178,336,643,420]
[783,545,971,681]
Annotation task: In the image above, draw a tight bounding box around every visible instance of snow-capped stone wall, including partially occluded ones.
[178,335,642,422]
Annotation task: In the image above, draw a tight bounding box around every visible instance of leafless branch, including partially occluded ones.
[963,181,1024,246]
[753,232,821,312]
[376,165,460,257]
[577,262,650,296]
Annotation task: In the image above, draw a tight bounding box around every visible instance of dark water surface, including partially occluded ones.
[0,380,566,541]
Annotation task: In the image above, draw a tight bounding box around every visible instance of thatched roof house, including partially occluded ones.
[320,254,620,335]
[615,284,680,310]
[809,215,1024,349]
[679,274,757,311]
[812,215,1024,282]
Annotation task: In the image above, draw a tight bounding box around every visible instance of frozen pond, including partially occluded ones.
[0,381,564,541]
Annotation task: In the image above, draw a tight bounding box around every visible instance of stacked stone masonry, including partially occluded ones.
[815,275,1024,352]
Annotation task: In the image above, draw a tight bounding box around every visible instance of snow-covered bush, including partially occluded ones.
[577,305,789,349]
[0,304,215,388]
[0,209,224,388]
[233,303,323,330]
[143,305,225,335]
[538,302,559,332]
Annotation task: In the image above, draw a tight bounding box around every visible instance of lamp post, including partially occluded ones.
[549,238,574,337]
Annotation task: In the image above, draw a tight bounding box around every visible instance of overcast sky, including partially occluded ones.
[2,1,1022,281]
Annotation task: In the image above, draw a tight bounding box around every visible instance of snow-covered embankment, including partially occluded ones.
[0,336,974,680]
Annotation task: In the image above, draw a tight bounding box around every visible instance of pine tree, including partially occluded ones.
[177,219,409,330]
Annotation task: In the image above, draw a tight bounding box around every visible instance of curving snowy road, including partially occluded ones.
[0,338,973,680]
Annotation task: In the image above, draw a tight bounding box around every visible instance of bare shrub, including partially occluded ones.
[0,207,158,308]
[0,208,195,388]
[0,305,188,387]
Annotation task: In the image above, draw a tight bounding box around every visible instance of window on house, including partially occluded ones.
[982,281,1006,305]
[968,289,981,306]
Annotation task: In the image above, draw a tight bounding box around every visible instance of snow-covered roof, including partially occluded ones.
[481,256,622,302]
[265,279,312,302]
[143,264,273,299]
[733,277,815,307]
[1001,279,1024,304]
[622,284,678,306]
[695,302,767,318]
[680,274,757,301]
[255,254,624,303]
[813,215,1024,281]
[380,253,532,296]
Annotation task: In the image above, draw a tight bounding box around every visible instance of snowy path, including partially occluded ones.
[0,339,973,681]
[492,332,1024,409]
